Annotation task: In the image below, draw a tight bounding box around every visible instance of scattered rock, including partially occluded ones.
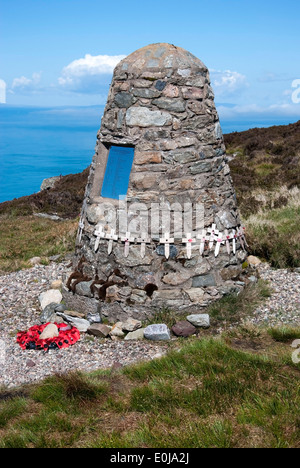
[39,323,59,340]
[110,322,125,337]
[48,313,64,324]
[247,256,262,267]
[171,320,197,337]
[49,255,62,262]
[186,314,210,328]
[151,352,164,360]
[40,176,60,191]
[29,257,41,266]
[40,302,60,323]
[57,314,90,332]
[87,323,111,338]
[50,280,62,290]
[26,360,36,368]
[64,310,86,319]
[87,312,102,323]
[39,289,62,310]
[54,304,67,313]
[144,324,171,341]
[122,318,142,332]
[124,328,145,341]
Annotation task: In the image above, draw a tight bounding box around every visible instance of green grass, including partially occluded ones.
[0,215,77,273]
[206,280,271,326]
[245,194,300,268]
[144,306,179,328]
[0,332,299,448]
[268,327,300,343]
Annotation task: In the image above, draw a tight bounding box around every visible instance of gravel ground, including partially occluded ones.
[0,261,299,389]
[251,263,300,327]
[0,262,168,389]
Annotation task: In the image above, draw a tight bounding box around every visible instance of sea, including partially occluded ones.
[0,104,298,204]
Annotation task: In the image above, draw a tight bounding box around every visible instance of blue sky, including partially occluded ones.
[1,0,300,124]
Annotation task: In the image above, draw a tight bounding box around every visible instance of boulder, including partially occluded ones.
[186,314,210,328]
[40,176,60,191]
[51,280,62,290]
[29,257,41,266]
[122,318,142,332]
[63,310,85,318]
[171,320,196,337]
[87,323,111,338]
[110,322,125,337]
[87,312,102,323]
[39,323,59,340]
[57,313,90,332]
[124,328,145,340]
[247,255,261,267]
[144,324,171,341]
[39,289,62,310]
[40,302,60,323]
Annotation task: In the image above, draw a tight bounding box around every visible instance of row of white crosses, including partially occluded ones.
[92,223,248,259]
[94,227,151,258]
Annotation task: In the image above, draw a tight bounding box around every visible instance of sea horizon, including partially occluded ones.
[0,104,299,204]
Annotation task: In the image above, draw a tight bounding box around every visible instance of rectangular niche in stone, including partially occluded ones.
[101,145,135,200]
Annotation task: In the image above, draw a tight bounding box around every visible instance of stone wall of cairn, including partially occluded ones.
[63,44,247,323]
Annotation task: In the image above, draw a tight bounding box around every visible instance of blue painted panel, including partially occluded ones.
[101,145,135,200]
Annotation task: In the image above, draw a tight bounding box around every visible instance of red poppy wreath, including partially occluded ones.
[17,323,80,351]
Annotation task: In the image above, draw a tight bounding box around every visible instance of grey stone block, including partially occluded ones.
[192,274,216,288]
[186,314,210,328]
[144,324,171,341]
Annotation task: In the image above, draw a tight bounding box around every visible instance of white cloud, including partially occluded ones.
[58,54,126,93]
[217,102,300,120]
[0,79,6,103]
[11,72,42,92]
[210,69,248,97]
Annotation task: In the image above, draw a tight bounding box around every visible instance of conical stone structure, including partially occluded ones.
[64,43,247,323]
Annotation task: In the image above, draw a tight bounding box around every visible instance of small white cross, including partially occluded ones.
[224,229,231,255]
[78,217,84,243]
[121,231,135,257]
[137,232,151,258]
[159,232,174,259]
[207,224,218,250]
[197,229,208,255]
[94,225,106,252]
[214,232,224,257]
[182,233,196,259]
[106,229,118,255]
[232,229,237,254]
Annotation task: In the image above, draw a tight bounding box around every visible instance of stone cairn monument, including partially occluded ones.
[63,43,247,324]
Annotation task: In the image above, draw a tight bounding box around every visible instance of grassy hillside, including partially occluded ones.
[224,121,300,216]
[224,121,300,268]
[0,168,89,220]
